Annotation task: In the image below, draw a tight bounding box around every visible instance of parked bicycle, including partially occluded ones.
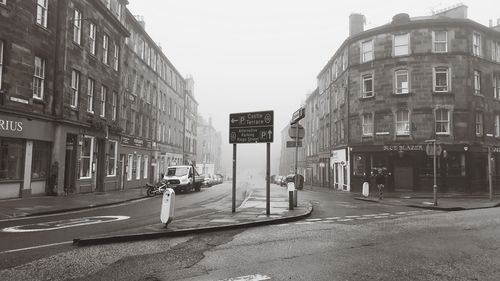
[145,180,169,197]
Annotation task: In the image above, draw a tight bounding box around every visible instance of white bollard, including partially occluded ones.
[160,188,175,227]
[362,182,369,197]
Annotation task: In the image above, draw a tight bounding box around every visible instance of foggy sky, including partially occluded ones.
[127,0,498,176]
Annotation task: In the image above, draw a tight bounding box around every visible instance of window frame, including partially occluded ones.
[112,91,117,120]
[495,114,500,138]
[393,33,410,56]
[362,73,374,98]
[113,42,119,71]
[36,0,48,28]
[435,109,450,135]
[107,140,117,177]
[395,110,410,136]
[493,75,500,100]
[89,22,96,55]
[362,113,373,136]
[127,154,133,181]
[0,41,3,89]
[79,136,94,179]
[361,39,374,62]
[473,32,481,57]
[33,56,45,100]
[70,69,79,108]
[432,30,448,53]
[143,155,148,179]
[136,155,142,180]
[474,70,481,95]
[102,34,109,65]
[433,67,450,93]
[87,78,94,113]
[394,69,409,94]
[475,111,483,136]
[100,85,107,118]
[73,9,82,45]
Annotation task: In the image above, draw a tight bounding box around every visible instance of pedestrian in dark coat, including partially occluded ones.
[375,168,387,200]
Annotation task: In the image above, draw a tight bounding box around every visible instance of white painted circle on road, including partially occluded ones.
[1,216,130,233]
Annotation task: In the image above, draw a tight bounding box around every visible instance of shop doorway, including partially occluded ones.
[393,154,414,191]
[95,138,105,192]
[64,134,77,194]
[120,154,126,190]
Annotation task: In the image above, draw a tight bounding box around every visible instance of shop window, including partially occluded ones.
[107,141,117,176]
[32,141,50,180]
[420,156,441,176]
[79,136,93,179]
[127,154,133,181]
[136,155,141,180]
[143,155,148,179]
[370,154,387,174]
[447,152,465,176]
[0,139,24,181]
[353,154,365,176]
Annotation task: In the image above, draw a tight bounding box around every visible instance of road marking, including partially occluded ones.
[362,214,378,217]
[345,215,360,218]
[0,241,73,254]
[305,218,322,222]
[395,211,408,215]
[295,222,315,225]
[337,218,354,222]
[1,216,130,233]
[356,217,371,220]
[218,274,271,281]
[325,217,340,220]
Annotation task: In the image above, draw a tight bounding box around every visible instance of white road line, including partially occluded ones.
[373,216,389,219]
[218,274,271,281]
[362,214,378,217]
[377,213,390,216]
[337,218,354,222]
[395,212,408,214]
[275,224,289,227]
[2,216,130,233]
[325,217,341,220]
[356,217,371,220]
[0,241,73,254]
[345,215,360,218]
[295,222,315,225]
[305,218,322,222]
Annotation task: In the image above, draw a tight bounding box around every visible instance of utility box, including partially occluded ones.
[160,188,175,226]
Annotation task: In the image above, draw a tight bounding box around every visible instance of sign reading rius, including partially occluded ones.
[229,110,274,143]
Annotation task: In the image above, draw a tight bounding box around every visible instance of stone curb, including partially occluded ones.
[354,196,500,211]
[73,203,313,247]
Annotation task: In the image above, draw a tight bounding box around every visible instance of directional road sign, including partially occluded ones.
[229,110,274,143]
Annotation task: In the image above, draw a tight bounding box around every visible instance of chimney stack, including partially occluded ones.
[349,13,365,37]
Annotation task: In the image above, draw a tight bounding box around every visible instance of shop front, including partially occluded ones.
[350,143,476,194]
[0,113,54,199]
[119,136,153,190]
[331,148,350,191]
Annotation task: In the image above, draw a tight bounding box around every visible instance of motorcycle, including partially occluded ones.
[146,180,168,197]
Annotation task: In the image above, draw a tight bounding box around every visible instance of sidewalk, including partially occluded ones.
[354,192,500,211]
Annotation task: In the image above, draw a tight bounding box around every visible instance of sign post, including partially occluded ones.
[290,107,305,209]
[425,140,441,206]
[229,110,273,215]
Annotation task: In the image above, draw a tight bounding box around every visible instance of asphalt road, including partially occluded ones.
[2,183,499,281]
[0,180,248,270]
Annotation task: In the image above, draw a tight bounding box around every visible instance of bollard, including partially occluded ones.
[287,182,295,210]
[160,188,175,227]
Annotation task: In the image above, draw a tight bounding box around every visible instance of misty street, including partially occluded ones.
[2,0,500,280]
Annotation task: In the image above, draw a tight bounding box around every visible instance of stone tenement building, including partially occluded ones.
[292,5,500,194]
[0,0,197,199]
